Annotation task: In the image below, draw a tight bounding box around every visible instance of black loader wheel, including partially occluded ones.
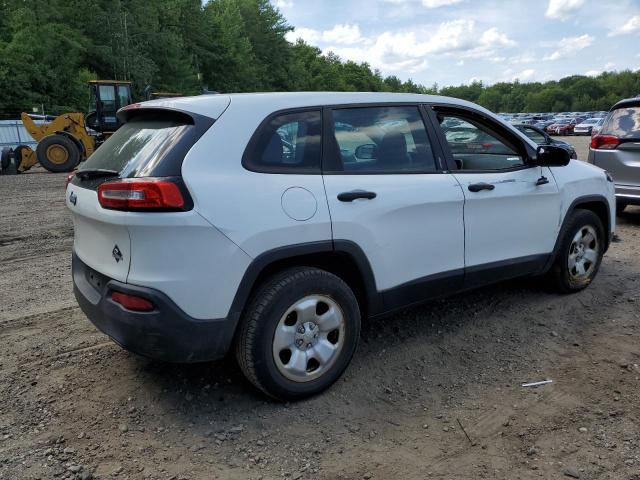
[36,134,80,173]
[13,144,30,173]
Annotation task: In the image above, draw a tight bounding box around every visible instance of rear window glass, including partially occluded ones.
[601,106,640,139]
[80,117,191,177]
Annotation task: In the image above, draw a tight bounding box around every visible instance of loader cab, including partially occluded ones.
[86,81,132,135]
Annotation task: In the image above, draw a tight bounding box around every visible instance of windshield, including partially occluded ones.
[80,117,190,178]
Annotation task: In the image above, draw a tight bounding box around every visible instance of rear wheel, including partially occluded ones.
[13,145,29,173]
[0,147,11,171]
[36,134,80,172]
[235,267,361,401]
[549,209,604,293]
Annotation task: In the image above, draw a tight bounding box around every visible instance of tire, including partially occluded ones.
[36,134,80,172]
[548,209,605,293]
[13,145,29,173]
[235,267,361,401]
[616,202,628,215]
[1,148,11,171]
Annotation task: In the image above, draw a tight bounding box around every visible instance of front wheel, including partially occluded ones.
[36,134,80,172]
[548,209,605,293]
[235,267,361,401]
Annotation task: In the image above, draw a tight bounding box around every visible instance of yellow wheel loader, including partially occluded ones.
[11,80,133,173]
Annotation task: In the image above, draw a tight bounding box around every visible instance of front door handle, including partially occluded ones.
[337,190,377,202]
[468,182,495,192]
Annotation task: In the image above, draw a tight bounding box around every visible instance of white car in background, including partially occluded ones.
[591,116,607,136]
[66,92,616,400]
[574,117,603,136]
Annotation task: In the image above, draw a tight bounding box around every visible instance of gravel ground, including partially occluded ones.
[1,136,639,480]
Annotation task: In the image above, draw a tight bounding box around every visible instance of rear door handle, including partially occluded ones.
[337,190,377,202]
[468,182,495,192]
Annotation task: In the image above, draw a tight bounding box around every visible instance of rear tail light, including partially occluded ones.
[66,173,75,189]
[97,178,185,211]
[590,135,619,150]
[111,291,154,312]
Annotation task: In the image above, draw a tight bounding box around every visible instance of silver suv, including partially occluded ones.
[588,98,640,213]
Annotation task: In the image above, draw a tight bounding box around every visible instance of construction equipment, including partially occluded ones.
[10,80,133,173]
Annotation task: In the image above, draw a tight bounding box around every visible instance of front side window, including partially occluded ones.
[601,105,640,139]
[437,112,524,171]
[244,110,321,173]
[329,106,437,173]
[521,127,546,145]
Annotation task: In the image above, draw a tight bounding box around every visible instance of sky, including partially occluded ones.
[276,0,640,87]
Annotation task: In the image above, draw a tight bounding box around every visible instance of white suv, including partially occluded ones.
[67,92,616,400]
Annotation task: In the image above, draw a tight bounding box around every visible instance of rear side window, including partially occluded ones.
[601,106,640,139]
[328,106,437,173]
[243,110,321,173]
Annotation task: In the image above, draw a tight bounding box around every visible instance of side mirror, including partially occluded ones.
[534,145,571,167]
[355,143,377,160]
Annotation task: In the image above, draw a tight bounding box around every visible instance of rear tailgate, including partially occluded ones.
[67,186,131,282]
[67,99,226,283]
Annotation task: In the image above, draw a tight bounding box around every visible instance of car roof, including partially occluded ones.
[138,91,495,120]
[612,97,640,110]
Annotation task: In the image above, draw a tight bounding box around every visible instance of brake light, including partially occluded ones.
[66,173,75,189]
[591,135,619,150]
[97,178,185,211]
[111,291,154,312]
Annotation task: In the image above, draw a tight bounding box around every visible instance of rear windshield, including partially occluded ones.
[80,116,191,177]
[601,106,640,139]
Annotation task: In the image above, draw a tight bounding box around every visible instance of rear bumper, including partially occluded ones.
[73,252,237,363]
[615,184,640,206]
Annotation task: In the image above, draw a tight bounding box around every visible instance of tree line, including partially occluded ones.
[1,0,638,117]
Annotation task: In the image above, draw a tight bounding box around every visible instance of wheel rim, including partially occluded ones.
[568,225,599,281]
[272,295,346,383]
[46,144,69,165]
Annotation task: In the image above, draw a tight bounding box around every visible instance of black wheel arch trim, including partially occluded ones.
[227,240,382,324]
[544,194,612,272]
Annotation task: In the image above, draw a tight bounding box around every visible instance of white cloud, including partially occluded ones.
[544,34,593,60]
[608,15,640,36]
[321,20,515,74]
[274,0,293,8]
[545,0,585,20]
[513,68,536,81]
[585,69,601,77]
[322,24,364,44]
[286,27,321,43]
[286,24,364,45]
[421,0,463,8]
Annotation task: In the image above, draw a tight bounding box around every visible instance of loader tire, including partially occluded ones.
[13,145,29,173]
[1,148,11,171]
[36,134,80,173]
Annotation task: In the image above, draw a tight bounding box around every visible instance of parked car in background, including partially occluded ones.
[574,117,603,136]
[546,118,579,135]
[588,97,640,214]
[514,124,578,159]
[591,116,607,136]
[67,92,615,400]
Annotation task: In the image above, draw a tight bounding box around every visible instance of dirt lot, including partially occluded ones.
[1,136,639,480]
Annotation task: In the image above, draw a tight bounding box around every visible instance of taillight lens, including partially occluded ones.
[97,178,185,211]
[66,173,75,189]
[111,291,154,312]
[590,135,619,150]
